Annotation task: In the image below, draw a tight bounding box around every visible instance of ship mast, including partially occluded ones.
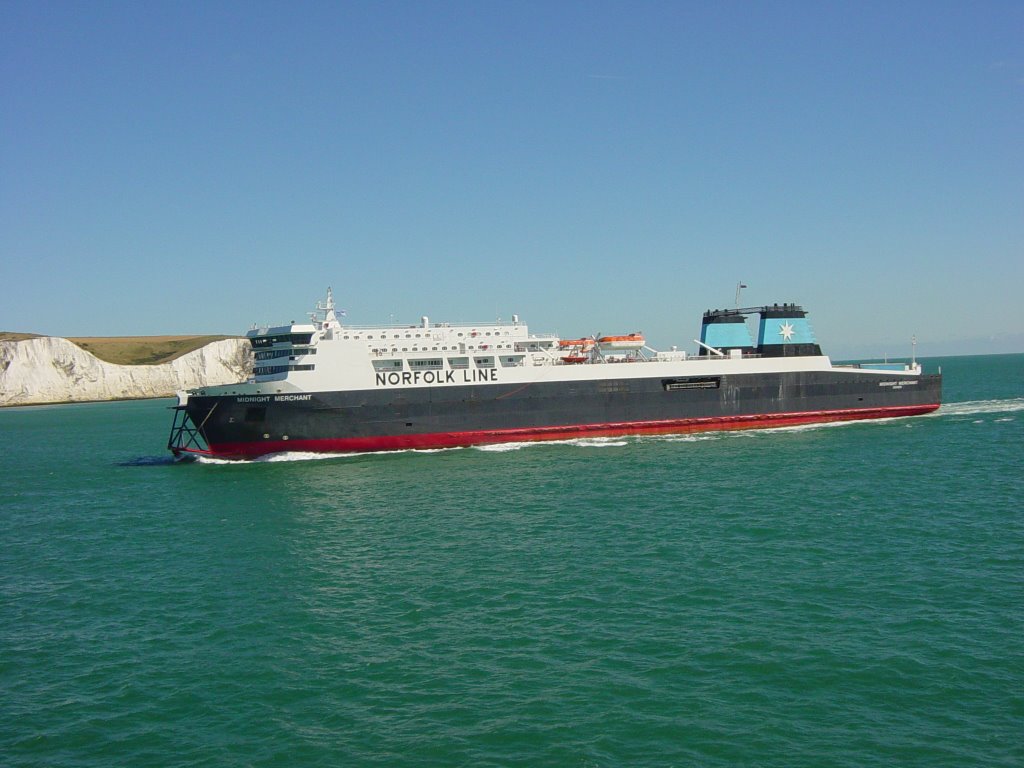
[311,286,342,330]
[735,281,747,308]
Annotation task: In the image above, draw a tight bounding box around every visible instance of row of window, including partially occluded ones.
[250,333,314,348]
[254,347,317,361]
[373,356,526,372]
[343,330,512,340]
[254,364,316,376]
[370,344,515,353]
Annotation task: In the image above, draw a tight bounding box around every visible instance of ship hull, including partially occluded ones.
[174,369,942,459]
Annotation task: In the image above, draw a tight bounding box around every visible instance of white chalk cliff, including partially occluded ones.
[0,337,253,406]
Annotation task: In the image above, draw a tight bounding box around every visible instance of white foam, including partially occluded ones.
[195,451,352,465]
[639,432,721,444]
[257,451,358,463]
[474,436,628,453]
[194,455,241,465]
[194,446,464,464]
[936,398,1024,417]
[473,441,540,453]
[748,419,888,435]
[562,437,629,447]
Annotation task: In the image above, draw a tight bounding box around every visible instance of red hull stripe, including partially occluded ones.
[203,403,941,459]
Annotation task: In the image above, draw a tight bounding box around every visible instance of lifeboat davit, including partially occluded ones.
[559,337,595,362]
[597,333,645,350]
[559,338,595,350]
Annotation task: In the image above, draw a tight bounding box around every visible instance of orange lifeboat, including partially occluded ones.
[597,333,645,350]
[558,338,595,350]
[559,337,595,362]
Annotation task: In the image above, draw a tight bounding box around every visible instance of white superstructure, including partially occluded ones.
[183,288,921,402]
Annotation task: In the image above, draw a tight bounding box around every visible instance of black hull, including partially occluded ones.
[170,369,943,458]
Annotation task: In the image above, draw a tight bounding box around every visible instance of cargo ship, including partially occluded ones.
[168,289,942,459]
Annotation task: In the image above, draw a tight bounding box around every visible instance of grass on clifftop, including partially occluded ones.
[0,332,42,341]
[1,332,238,365]
[68,335,238,365]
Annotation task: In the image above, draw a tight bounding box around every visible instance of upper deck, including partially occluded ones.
[236,288,921,386]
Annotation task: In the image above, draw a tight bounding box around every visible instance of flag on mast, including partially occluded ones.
[735,282,748,307]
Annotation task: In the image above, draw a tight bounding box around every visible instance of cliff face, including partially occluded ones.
[0,337,253,406]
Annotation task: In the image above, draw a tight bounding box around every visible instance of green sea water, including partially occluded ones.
[2,354,1022,767]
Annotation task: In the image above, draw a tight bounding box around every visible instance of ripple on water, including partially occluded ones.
[2,375,1023,767]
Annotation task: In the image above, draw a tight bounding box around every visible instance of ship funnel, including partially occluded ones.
[700,310,754,355]
[755,304,821,357]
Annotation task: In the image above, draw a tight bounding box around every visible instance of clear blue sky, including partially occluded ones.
[2,1,1022,358]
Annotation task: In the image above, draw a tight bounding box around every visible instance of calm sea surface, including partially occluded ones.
[2,354,1022,767]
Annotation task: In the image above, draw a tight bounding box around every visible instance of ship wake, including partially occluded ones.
[194,447,467,464]
[475,437,629,453]
[934,398,1024,418]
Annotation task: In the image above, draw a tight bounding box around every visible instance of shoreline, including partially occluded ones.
[0,394,180,410]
